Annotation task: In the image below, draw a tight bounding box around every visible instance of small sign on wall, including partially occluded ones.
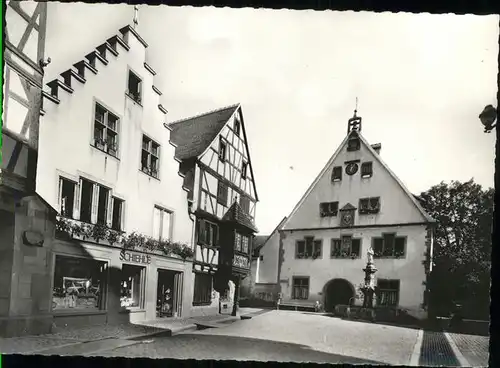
[23,230,44,247]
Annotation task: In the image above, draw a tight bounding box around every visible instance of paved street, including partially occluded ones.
[96,311,421,364]
[0,310,490,366]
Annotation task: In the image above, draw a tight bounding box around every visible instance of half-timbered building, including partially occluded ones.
[277,111,435,320]
[0,1,60,337]
[169,105,259,316]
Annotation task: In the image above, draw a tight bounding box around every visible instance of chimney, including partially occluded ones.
[371,143,381,155]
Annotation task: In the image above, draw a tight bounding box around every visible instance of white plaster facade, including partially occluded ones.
[256,230,281,285]
[35,25,198,323]
[278,125,434,319]
[37,29,193,247]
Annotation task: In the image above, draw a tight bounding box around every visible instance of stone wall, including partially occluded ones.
[0,195,57,337]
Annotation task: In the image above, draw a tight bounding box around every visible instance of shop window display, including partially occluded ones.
[121,264,145,308]
[52,255,108,311]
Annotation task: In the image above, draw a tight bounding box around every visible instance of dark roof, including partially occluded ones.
[253,216,287,255]
[222,201,258,233]
[253,235,268,251]
[168,104,240,160]
[340,203,357,211]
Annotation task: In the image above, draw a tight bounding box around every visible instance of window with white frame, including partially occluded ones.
[359,197,381,215]
[331,236,361,258]
[234,119,241,136]
[127,70,142,104]
[240,195,250,214]
[111,197,124,231]
[59,177,77,219]
[52,255,108,311]
[373,233,406,258]
[60,177,124,228]
[79,178,94,223]
[120,264,145,308]
[219,138,227,162]
[292,277,309,300]
[141,135,160,179]
[376,279,400,307]
[153,206,173,241]
[295,237,322,259]
[217,181,228,206]
[197,219,218,247]
[241,161,248,179]
[234,232,250,254]
[93,103,119,157]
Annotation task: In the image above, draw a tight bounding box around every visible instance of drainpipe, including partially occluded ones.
[187,199,196,243]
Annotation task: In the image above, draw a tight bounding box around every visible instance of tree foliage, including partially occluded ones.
[418,179,493,318]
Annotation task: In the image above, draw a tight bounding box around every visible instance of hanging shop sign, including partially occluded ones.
[120,250,152,265]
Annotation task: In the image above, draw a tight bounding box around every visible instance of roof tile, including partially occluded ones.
[169,104,239,160]
[222,201,258,233]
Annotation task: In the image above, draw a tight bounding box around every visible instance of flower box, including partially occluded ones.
[55,216,194,260]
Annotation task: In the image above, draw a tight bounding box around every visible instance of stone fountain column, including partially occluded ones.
[362,247,378,309]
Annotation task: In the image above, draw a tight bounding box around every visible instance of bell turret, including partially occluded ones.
[347,97,362,135]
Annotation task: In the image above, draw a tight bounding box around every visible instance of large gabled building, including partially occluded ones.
[169,104,259,315]
[276,112,435,320]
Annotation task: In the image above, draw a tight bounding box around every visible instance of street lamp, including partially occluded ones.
[479,105,498,133]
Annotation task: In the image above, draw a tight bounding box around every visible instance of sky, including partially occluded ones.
[43,4,499,234]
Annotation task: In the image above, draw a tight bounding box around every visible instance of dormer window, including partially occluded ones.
[332,166,342,182]
[347,137,360,152]
[361,162,373,178]
[241,161,248,179]
[219,138,227,162]
[359,197,380,215]
[320,202,338,217]
[127,70,142,104]
[234,119,241,136]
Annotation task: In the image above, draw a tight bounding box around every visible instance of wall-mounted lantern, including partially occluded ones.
[479,105,497,133]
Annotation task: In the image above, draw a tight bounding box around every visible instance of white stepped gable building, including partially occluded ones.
[35,24,199,327]
[277,112,435,320]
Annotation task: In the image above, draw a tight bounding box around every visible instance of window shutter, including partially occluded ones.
[351,239,361,257]
[296,240,305,255]
[341,236,352,251]
[74,179,82,220]
[213,224,218,246]
[319,203,326,217]
[90,184,99,224]
[395,237,405,256]
[373,238,383,255]
[162,211,171,241]
[106,192,113,227]
[332,239,341,252]
[370,197,380,212]
[152,207,161,240]
[120,200,126,231]
[57,178,63,215]
[305,238,313,255]
[383,234,395,255]
[313,240,322,256]
[197,219,205,244]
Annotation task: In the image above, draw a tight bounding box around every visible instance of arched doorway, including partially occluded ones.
[324,279,355,313]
